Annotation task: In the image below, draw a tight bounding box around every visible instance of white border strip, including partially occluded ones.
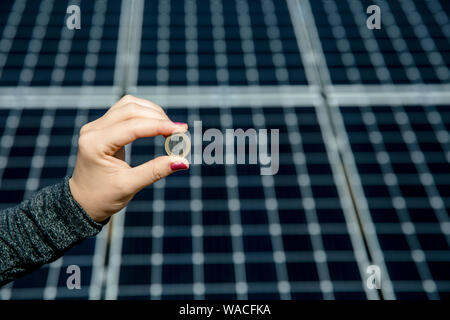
[0,87,119,108]
[328,85,450,106]
[125,0,145,89]
[0,84,449,109]
[113,0,132,89]
[104,0,145,299]
[129,85,319,107]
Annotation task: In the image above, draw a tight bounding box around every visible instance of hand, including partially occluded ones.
[69,95,189,222]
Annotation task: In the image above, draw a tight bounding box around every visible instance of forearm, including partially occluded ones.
[0,177,107,286]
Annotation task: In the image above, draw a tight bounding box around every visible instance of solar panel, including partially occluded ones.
[0,107,108,299]
[0,0,121,86]
[105,105,370,300]
[0,0,449,301]
[340,104,450,299]
[138,0,307,86]
[310,0,450,84]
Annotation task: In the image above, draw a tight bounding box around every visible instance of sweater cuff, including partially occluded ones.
[30,177,108,252]
[62,176,110,228]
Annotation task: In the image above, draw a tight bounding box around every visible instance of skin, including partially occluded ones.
[69,95,190,222]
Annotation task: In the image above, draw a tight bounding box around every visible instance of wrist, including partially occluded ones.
[69,177,107,223]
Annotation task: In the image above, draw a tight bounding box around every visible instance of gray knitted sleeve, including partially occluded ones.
[0,177,107,286]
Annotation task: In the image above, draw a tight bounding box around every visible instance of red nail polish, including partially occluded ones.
[174,122,187,126]
[170,162,188,171]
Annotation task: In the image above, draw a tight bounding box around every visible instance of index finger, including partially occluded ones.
[98,118,188,154]
[110,95,166,115]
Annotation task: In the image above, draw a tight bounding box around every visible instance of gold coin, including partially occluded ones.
[165,132,191,158]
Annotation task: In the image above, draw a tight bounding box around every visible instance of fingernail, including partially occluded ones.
[174,122,187,126]
[170,162,188,171]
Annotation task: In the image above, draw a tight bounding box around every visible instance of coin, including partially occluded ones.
[165,132,191,158]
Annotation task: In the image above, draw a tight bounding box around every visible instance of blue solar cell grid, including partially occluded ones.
[0,108,107,299]
[138,0,306,85]
[341,105,450,299]
[115,106,367,300]
[311,0,450,84]
[0,0,121,86]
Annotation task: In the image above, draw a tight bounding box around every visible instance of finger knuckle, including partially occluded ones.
[155,104,165,114]
[126,103,139,116]
[152,166,164,182]
[121,94,135,104]
[77,131,94,152]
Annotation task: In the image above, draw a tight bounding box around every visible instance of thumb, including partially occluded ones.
[128,155,189,191]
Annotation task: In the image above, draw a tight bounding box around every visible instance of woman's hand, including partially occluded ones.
[69,95,189,222]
